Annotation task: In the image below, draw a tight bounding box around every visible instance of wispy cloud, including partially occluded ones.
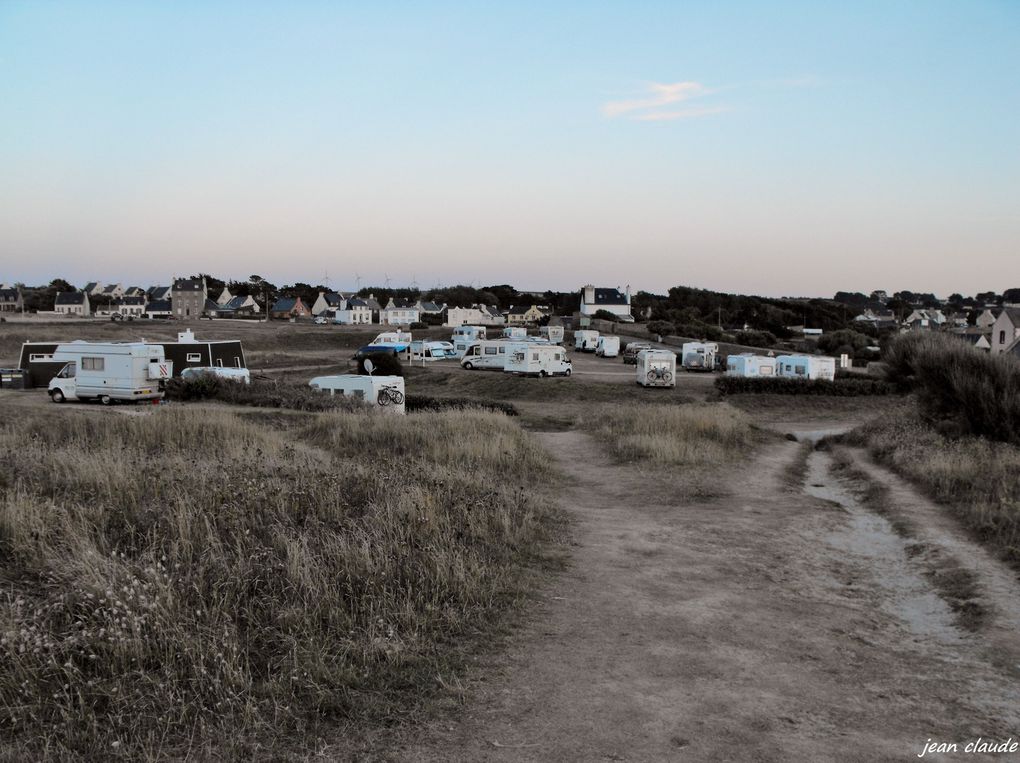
[602,81,725,122]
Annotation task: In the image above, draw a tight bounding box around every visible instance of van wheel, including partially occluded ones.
[463,362,473,370]
[564,369,571,377]
[99,395,112,406]
[50,389,65,404]
[539,370,548,378]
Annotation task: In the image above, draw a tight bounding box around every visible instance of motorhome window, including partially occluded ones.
[499,347,506,354]
[532,353,539,361]
[29,353,53,362]
[215,359,224,367]
[234,358,241,368]
[81,357,105,371]
[59,363,76,378]
[485,347,498,355]
[187,353,201,362]
[353,390,365,399]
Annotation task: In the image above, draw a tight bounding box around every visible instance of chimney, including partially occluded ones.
[625,284,631,305]
[583,284,595,305]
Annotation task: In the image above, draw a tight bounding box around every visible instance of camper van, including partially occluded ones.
[574,330,600,352]
[504,343,572,377]
[539,325,564,344]
[371,332,412,352]
[502,326,528,339]
[776,355,836,381]
[595,336,620,358]
[726,354,777,378]
[47,342,172,404]
[680,342,719,372]
[460,340,511,370]
[410,341,455,362]
[451,326,486,357]
[636,349,677,388]
[308,374,406,414]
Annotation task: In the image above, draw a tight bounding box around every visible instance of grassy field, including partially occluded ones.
[843,407,1020,570]
[0,402,563,760]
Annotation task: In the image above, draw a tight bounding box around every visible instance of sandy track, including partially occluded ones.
[399,430,1020,762]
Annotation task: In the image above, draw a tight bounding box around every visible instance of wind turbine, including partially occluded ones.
[354,272,363,291]
[320,269,331,289]
[410,273,419,291]
[384,273,392,289]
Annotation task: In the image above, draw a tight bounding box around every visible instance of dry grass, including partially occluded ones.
[0,404,562,760]
[844,408,1020,569]
[582,403,764,468]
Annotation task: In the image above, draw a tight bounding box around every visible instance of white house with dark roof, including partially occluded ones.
[312,291,344,316]
[147,285,172,302]
[0,287,23,313]
[54,291,90,316]
[990,308,1020,355]
[380,298,420,325]
[114,295,146,318]
[335,297,372,324]
[216,286,233,306]
[579,284,633,322]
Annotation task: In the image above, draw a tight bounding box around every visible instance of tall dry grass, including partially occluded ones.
[0,405,560,759]
[845,409,1020,568]
[583,403,762,468]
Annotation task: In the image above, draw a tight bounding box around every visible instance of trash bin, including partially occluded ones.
[0,368,28,389]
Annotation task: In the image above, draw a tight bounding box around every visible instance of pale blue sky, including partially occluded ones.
[1,1,1017,296]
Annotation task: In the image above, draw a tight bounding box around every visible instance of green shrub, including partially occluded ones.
[405,394,519,416]
[733,329,778,348]
[356,352,404,377]
[166,376,365,412]
[714,375,892,396]
[646,320,676,336]
[881,332,1020,445]
[593,309,619,322]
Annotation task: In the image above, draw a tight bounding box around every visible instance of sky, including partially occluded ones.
[1,1,1018,298]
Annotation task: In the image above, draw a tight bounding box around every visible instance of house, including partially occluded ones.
[311,291,345,316]
[1007,336,1020,359]
[950,327,992,351]
[145,299,172,319]
[853,308,898,330]
[976,309,998,330]
[415,300,445,316]
[903,309,947,331]
[506,304,551,325]
[82,282,102,296]
[445,305,505,327]
[172,277,208,319]
[147,285,172,302]
[270,296,310,319]
[947,312,970,329]
[380,298,420,325]
[216,286,233,306]
[990,308,1020,355]
[114,295,146,318]
[0,287,23,313]
[101,283,125,299]
[54,291,90,316]
[335,297,373,324]
[218,294,261,317]
[124,286,146,298]
[579,284,633,322]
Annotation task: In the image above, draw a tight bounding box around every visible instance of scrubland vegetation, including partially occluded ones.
[584,403,765,468]
[0,405,561,759]
[715,376,892,396]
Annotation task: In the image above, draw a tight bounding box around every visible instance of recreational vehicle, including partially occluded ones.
[47,342,172,404]
[595,336,620,358]
[460,340,510,370]
[410,340,455,362]
[574,330,600,352]
[504,343,572,377]
[539,325,565,344]
[636,349,677,388]
[776,355,836,381]
[726,354,777,378]
[502,326,527,339]
[451,326,486,357]
[680,342,719,372]
[371,332,412,352]
[308,374,406,414]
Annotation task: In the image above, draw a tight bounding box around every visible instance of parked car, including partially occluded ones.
[622,342,652,364]
[313,316,329,325]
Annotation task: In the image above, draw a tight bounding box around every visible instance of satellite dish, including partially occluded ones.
[364,358,375,376]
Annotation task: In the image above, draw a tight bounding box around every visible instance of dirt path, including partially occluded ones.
[399,429,1020,762]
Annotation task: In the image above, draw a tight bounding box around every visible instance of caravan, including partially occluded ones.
[410,341,455,362]
[726,354,777,378]
[595,336,620,358]
[371,332,412,352]
[451,326,486,357]
[460,340,510,370]
[776,355,836,381]
[538,325,564,344]
[47,342,172,404]
[680,342,719,372]
[636,349,677,388]
[574,330,600,352]
[504,343,571,377]
[502,326,527,339]
[308,374,406,414]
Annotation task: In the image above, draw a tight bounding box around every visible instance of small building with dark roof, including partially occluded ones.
[54,291,90,316]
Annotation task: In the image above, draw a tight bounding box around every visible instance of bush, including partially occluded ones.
[733,330,778,348]
[818,329,874,358]
[356,352,404,377]
[166,376,366,412]
[881,332,1020,445]
[714,376,892,396]
[593,309,619,322]
[409,321,428,330]
[646,320,676,337]
[405,394,519,416]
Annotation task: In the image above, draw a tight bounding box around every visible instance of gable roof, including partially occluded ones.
[147,285,171,300]
[222,295,256,310]
[320,292,344,306]
[55,291,86,305]
[83,282,99,293]
[146,299,172,312]
[204,298,220,312]
[998,307,1020,326]
[271,297,300,312]
[417,301,443,312]
[583,287,628,306]
[173,277,205,292]
[115,296,146,306]
[345,297,369,308]
[0,288,20,301]
[102,284,121,294]
[387,297,416,309]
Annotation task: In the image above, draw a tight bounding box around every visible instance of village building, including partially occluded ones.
[114,295,146,318]
[990,308,1020,355]
[976,309,998,330]
[311,291,344,316]
[147,285,172,302]
[144,299,172,319]
[54,291,90,316]
[171,277,208,319]
[269,296,310,319]
[216,286,233,306]
[380,298,420,325]
[578,284,633,322]
[506,304,552,325]
[101,283,125,299]
[335,297,373,324]
[903,309,947,331]
[0,287,24,313]
[217,294,261,317]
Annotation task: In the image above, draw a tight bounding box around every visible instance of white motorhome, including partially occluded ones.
[574,330,600,352]
[504,343,572,377]
[726,354,777,378]
[680,342,719,372]
[538,325,564,344]
[460,340,510,370]
[410,340,455,362]
[595,335,620,358]
[502,326,527,339]
[308,374,406,414]
[451,326,486,357]
[371,332,412,352]
[47,342,173,404]
[776,355,836,381]
[636,349,677,388]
